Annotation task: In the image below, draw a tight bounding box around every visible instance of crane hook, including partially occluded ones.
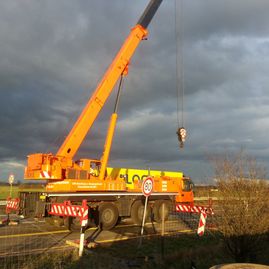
[177,127,187,148]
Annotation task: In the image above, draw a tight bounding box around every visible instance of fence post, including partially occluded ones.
[140,195,149,237]
[161,202,165,260]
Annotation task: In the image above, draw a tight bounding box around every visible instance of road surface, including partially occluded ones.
[0,214,194,258]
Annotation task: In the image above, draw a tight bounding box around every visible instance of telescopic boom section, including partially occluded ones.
[57,0,163,159]
[57,25,145,158]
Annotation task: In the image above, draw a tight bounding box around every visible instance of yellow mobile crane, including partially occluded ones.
[23,0,193,230]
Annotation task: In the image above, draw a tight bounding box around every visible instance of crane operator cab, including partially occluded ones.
[182,176,194,192]
[75,159,101,178]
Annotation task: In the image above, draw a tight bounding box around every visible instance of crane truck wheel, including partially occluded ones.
[131,200,149,225]
[153,200,171,223]
[52,216,64,227]
[98,202,119,230]
[45,216,64,227]
[64,216,81,232]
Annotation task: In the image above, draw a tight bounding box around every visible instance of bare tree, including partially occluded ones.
[211,151,269,262]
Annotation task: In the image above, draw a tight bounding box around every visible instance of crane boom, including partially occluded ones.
[57,25,146,158]
[25,0,163,181]
[57,0,162,159]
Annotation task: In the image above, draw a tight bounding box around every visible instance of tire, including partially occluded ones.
[64,216,81,232]
[98,203,119,230]
[53,216,64,227]
[63,216,71,230]
[131,200,149,225]
[153,200,171,223]
[45,217,54,226]
[45,216,63,227]
[117,216,122,225]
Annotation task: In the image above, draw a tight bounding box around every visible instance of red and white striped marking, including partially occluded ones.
[197,212,207,236]
[40,171,51,179]
[49,200,88,226]
[50,204,84,217]
[6,197,20,213]
[49,200,89,257]
[175,204,213,215]
[81,208,88,227]
[175,203,213,237]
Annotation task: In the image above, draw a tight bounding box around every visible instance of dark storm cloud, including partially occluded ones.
[178,0,269,40]
[1,0,269,182]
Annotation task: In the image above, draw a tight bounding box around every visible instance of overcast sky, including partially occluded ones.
[1,0,269,183]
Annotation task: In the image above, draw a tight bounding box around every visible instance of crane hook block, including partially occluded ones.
[177,127,187,148]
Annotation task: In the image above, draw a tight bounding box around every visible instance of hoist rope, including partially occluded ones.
[174,0,185,129]
[114,75,124,113]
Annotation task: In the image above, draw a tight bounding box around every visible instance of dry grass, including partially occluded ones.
[4,234,234,269]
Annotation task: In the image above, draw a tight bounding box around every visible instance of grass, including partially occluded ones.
[0,185,44,200]
[7,232,267,269]
[85,233,233,269]
[5,232,269,269]
[0,186,19,200]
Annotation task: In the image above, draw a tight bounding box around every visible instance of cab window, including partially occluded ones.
[182,179,193,192]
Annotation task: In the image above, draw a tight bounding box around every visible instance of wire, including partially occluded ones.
[114,75,124,113]
[174,0,185,128]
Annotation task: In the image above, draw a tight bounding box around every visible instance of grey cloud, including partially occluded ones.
[1,0,269,182]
